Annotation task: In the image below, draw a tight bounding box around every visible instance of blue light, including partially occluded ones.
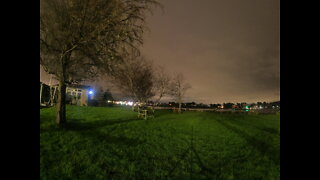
[89,90,93,95]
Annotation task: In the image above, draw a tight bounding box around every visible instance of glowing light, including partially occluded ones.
[89,90,93,95]
[113,101,134,106]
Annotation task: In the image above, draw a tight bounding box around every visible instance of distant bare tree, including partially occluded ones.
[152,65,171,104]
[40,0,160,125]
[111,51,155,103]
[169,73,191,113]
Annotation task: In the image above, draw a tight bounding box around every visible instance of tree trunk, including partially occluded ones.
[56,81,67,125]
[56,51,70,125]
[178,101,182,113]
[40,83,43,105]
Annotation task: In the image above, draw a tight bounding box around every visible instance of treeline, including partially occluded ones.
[149,101,280,109]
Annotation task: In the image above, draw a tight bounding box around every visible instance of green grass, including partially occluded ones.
[40,106,280,180]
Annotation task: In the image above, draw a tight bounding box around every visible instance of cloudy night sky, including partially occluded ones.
[41,0,280,104]
[141,0,279,104]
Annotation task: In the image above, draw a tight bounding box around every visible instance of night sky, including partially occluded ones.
[141,0,279,103]
[40,0,280,104]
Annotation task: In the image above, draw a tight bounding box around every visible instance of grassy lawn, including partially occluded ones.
[40,106,280,180]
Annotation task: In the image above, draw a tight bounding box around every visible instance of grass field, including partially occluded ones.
[40,106,280,180]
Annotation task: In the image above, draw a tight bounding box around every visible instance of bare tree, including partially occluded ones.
[40,0,160,125]
[169,73,191,113]
[111,51,155,103]
[152,65,171,104]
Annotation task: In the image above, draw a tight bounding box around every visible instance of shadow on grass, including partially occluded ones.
[166,128,217,179]
[216,119,279,165]
[77,128,145,147]
[41,118,142,132]
[41,118,145,147]
[65,118,143,131]
[69,119,144,146]
[41,117,146,180]
[226,118,280,136]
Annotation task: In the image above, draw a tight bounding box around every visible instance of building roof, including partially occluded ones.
[40,81,91,89]
[67,84,91,89]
